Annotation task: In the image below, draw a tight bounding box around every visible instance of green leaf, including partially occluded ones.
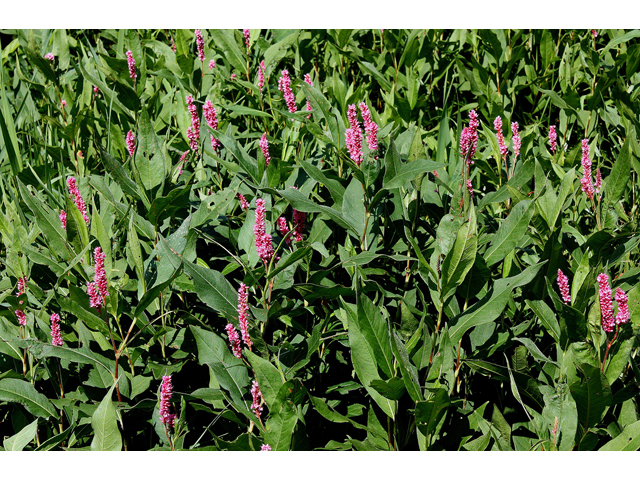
[299,159,345,206]
[569,363,613,430]
[0,378,57,418]
[3,419,38,451]
[135,108,166,193]
[342,177,366,240]
[441,205,477,300]
[210,30,246,73]
[90,381,122,451]
[264,402,297,451]
[245,350,284,408]
[127,214,145,293]
[66,193,90,260]
[356,294,395,379]
[526,299,560,343]
[449,262,545,344]
[605,338,634,386]
[415,389,451,446]
[383,159,445,190]
[212,127,259,183]
[484,200,535,267]
[359,61,393,92]
[600,420,640,451]
[0,64,23,175]
[605,134,631,206]
[512,337,559,366]
[390,329,422,402]
[370,378,406,401]
[99,147,147,207]
[181,258,238,319]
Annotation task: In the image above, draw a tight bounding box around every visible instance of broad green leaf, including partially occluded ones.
[0,378,57,418]
[127,214,145,293]
[299,159,345,206]
[415,389,451,447]
[569,363,612,430]
[181,259,237,319]
[383,159,446,190]
[390,329,422,402]
[135,108,165,193]
[526,299,560,343]
[359,61,392,92]
[212,126,259,183]
[342,177,366,240]
[605,338,634,386]
[449,262,545,344]
[264,402,297,451]
[484,200,535,267]
[370,377,406,401]
[0,61,23,174]
[441,205,477,300]
[91,381,122,451]
[605,134,631,206]
[3,419,38,451]
[513,337,559,366]
[245,350,284,408]
[356,293,395,379]
[99,147,148,206]
[600,420,640,451]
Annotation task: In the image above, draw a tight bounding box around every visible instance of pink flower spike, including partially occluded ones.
[243,29,250,51]
[186,95,200,152]
[261,444,272,451]
[557,269,571,304]
[347,104,359,130]
[208,59,216,70]
[549,125,557,154]
[237,193,250,210]
[345,105,364,167]
[293,208,305,242]
[44,52,55,62]
[258,60,265,92]
[580,139,595,200]
[592,30,598,38]
[254,199,274,265]
[237,283,252,349]
[171,37,176,52]
[597,273,615,333]
[61,100,67,108]
[126,50,137,81]
[50,313,63,347]
[177,150,189,177]
[460,110,479,165]
[195,30,205,62]
[93,86,99,97]
[226,323,242,359]
[511,122,521,159]
[60,210,67,230]
[251,381,264,419]
[259,133,271,166]
[466,178,474,197]
[159,375,176,428]
[230,73,237,81]
[126,130,136,157]
[278,70,297,113]
[16,276,27,298]
[93,247,108,301]
[494,116,508,157]
[278,216,292,245]
[67,177,89,225]
[595,169,602,194]
[15,309,27,326]
[203,100,220,151]
[359,102,379,152]
[615,288,629,325]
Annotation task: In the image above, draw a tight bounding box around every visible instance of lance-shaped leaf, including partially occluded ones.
[569,363,613,431]
[91,381,122,451]
[0,378,57,419]
[484,199,535,267]
[441,205,477,300]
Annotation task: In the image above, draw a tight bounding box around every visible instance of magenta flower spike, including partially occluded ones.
[595,169,602,194]
[16,276,27,298]
[15,309,27,326]
[460,110,479,165]
[261,444,272,451]
[44,52,55,62]
[345,104,364,167]
[177,150,189,177]
[195,29,205,62]
[251,381,264,419]
[243,29,250,51]
[278,70,297,113]
[237,283,252,349]
[126,50,137,81]
[67,177,89,225]
[359,102,379,153]
[494,116,508,157]
[259,133,271,166]
[61,100,67,109]
[293,208,305,242]
[615,288,629,325]
[226,323,242,358]
[278,216,292,245]
[592,30,598,38]
[93,85,99,97]
[258,60,265,91]
[203,100,220,151]
[59,210,67,230]
[556,269,571,304]
[159,375,176,428]
[186,95,200,152]
[549,125,557,154]
[209,59,216,70]
[237,193,250,210]
[50,313,63,347]
[230,73,237,81]
[88,247,108,311]
[126,130,136,157]
[254,199,274,265]
[597,273,615,333]
[171,37,176,52]
[466,178,474,197]
[304,73,314,118]
[511,122,521,159]
[580,139,595,200]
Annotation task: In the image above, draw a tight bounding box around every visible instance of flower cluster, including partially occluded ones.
[237,283,252,349]
[359,102,379,153]
[615,288,629,325]
[67,177,89,224]
[557,269,571,304]
[59,209,67,230]
[278,70,296,113]
[494,116,508,157]
[93,86,99,97]
[304,73,313,118]
[466,178,474,197]
[126,50,136,81]
[460,110,479,165]
[16,276,27,298]
[251,381,264,419]
[259,133,271,166]
[126,130,135,157]
[243,29,250,51]
[44,52,55,62]
[293,207,305,242]
[195,29,205,62]
[580,139,595,200]
[595,169,602,194]
[87,247,108,311]
[597,273,615,333]
[549,125,557,154]
[278,216,291,245]
[258,60,265,91]
[345,104,364,167]
[511,122,521,159]
[226,323,242,358]
[186,95,200,152]
[254,199,274,265]
[15,309,26,326]
[203,100,220,151]
[61,100,67,108]
[261,444,272,451]
[209,59,216,70]
[159,375,176,428]
[50,313,63,346]
[170,37,176,52]
[237,193,250,210]
[177,150,189,177]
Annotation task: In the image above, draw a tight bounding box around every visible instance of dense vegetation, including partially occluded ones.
[1,28,640,451]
